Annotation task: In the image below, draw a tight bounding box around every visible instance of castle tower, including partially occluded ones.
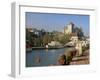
[64,22,74,34]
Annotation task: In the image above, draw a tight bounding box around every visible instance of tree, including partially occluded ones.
[74,27,84,40]
[42,33,52,46]
[59,34,70,45]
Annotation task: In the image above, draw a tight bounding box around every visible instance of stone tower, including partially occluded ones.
[64,22,74,34]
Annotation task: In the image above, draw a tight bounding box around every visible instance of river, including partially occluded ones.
[26,48,71,67]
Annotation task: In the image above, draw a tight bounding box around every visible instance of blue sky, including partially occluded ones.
[26,12,89,36]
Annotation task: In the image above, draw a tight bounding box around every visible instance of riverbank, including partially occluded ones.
[70,55,89,65]
[26,46,74,53]
[57,49,89,65]
[32,46,73,50]
[70,49,89,65]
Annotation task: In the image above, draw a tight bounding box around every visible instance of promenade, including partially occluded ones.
[70,50,89,65]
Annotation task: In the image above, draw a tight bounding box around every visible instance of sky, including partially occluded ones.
[26,12,89,36]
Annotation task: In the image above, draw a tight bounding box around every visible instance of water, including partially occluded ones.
[26,48,71,67]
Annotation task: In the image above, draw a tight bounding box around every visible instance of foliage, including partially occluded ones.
[26,28,71,47]
[82,44,89,52]
[42,33,52,46]
[59,34,70,45]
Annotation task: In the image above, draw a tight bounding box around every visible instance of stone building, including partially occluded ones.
[64,22,74,34]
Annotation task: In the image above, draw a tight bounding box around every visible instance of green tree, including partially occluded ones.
[59,34,70,45]
[42,33,52,46]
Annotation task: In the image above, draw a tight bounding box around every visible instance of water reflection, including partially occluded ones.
[26,48,70,67]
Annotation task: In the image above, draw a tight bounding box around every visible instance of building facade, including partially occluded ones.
[64,22,74,34]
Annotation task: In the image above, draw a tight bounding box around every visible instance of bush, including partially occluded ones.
[82,44,89,52]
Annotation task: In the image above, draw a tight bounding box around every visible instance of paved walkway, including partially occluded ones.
[72,56,89,61]
[70,49,89,65]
